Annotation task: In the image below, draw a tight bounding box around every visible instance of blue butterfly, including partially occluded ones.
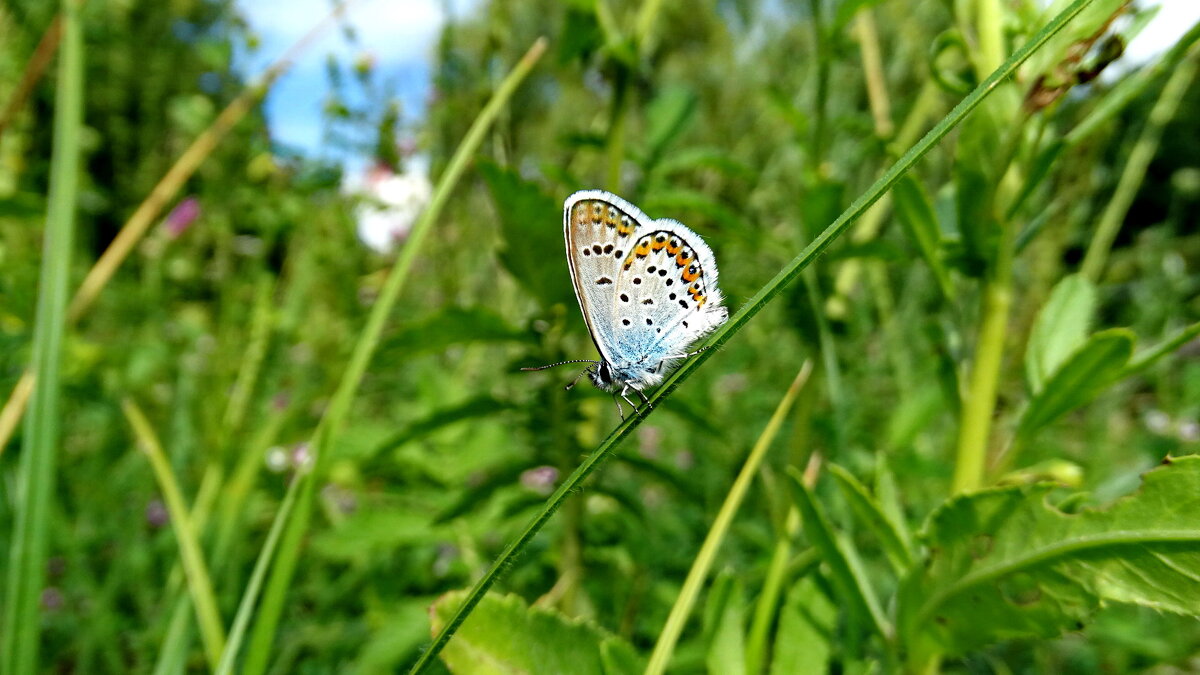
[525,190,728,417]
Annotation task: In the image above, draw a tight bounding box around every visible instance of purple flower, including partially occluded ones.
[520,466,560,495]
[41,587,65,612]
[165,197,201,238]
[146,499,169,528]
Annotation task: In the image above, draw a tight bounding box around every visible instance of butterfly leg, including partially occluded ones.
[612,394,626,421]
[619,385,640,419]
[634,387,651,413]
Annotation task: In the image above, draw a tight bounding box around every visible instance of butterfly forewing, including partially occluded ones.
[564,191,645,363]
[564,190,727,387]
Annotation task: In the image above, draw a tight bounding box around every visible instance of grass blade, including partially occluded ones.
[122,400,226,669]
[214,473,301,675]
[787,468,891,642]
[644,362,812,675]
[1,1,82,671]
[411,3,1098,670]
[241,37,549,675]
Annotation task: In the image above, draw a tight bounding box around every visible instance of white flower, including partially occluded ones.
[344,161,432,254]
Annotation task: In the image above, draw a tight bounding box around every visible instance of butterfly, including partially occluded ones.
[524,190,728,418]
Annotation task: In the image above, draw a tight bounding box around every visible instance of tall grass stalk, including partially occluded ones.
[122,400,226,669]
[0,1,356,454]
[1,1,82,671]
[240,38,548,675]
[645,362,812,675]
[410,1,1096,670]
[1080,43,1200,282]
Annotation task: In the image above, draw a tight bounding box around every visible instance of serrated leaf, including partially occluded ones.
[787,468,890,641]
[827,463,914,573]
[430,591,642,675]
[480,162,577,309]
[1017,328,1133,438]
[1025,274,1097,393]
[893,175,953,298]
[769,576,835,675]
[899,456,1200,660]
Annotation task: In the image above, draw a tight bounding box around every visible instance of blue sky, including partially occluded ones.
[234,0,478,166]
[233,0,1199,167]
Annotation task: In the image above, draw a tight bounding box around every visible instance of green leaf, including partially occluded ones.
[769,576,835,675]
[1025,274,1097,393]
[642,188,751,234]
[429,591,642,675]
[827,463,914,573]
[787,468,890,641]
[374,396,516,456]
[643,85,698,166]
[649,146,756,183]
[899,455,1200,660]
[479,161,577,309]
[703,571,746,675]
[1017,328,1133,438]
[893,175,953,298]
[383,306,531,358]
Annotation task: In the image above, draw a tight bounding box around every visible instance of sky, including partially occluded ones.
[233,0,1200,167]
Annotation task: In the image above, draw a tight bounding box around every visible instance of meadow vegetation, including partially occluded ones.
[1,0,1199,672]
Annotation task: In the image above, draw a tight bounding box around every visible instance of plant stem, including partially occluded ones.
[854,8,893,139]
[1080,45,1199,282]
[951,220,1015,494]
[122,400,227,669]
[1,1,81,671]
[607,67,629,192]
[243,38,547,675]
[645,363,812,675]
[410,3,1097,669]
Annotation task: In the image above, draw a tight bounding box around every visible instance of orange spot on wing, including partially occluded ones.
[682,267,700,283]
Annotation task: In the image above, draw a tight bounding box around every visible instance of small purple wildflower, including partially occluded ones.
[520,466,559,495]
[165,197,201,238]
[146,499,169,528]
[41,587,65,612]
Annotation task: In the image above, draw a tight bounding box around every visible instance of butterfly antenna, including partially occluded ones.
[520,358,599,372]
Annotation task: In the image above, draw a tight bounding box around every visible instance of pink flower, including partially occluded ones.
[165,197,201,238]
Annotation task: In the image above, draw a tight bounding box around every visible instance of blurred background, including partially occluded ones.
[1,0,1198,672]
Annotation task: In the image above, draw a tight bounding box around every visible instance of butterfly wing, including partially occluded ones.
[608,218,727,385]
[563,190,646,365]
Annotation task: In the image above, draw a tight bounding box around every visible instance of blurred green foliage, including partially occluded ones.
[1,0,1199,672]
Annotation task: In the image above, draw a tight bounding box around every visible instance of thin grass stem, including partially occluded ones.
[122,399,226,669]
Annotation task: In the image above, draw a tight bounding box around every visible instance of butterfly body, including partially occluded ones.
[559,190,728,411]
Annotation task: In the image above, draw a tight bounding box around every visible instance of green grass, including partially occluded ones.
[2,0,1200,672]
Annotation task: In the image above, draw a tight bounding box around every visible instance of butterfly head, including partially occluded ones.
[588,360,617,392]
